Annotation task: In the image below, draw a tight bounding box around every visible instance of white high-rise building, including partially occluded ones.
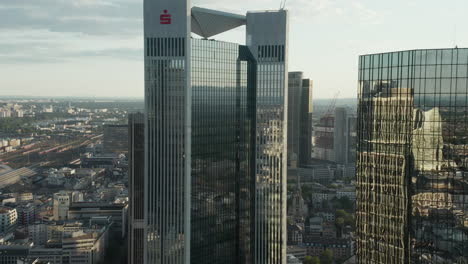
[53,192,70,221]
[0,206,17,233]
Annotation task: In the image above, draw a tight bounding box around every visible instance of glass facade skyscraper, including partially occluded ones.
[128,113,145,264]
[287,72,313,166]
[356,48,468,263]
[143,1,288,263]
[190,40,255,263]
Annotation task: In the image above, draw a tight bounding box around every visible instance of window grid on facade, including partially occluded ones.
[357,48,468,264]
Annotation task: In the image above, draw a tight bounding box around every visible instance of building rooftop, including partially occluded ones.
[0,206,14,214]
[191,6,246,38]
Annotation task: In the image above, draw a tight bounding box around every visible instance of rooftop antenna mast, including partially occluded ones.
[453,0,458,48]
[280,0,287,10]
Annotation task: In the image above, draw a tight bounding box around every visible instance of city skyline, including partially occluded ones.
[1,0,468,98]
[1,1,468,264]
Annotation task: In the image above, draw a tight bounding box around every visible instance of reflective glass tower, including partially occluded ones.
[287,72,313,166]
[128,113,145,264]
[356,48,468,263]
[143,1,288,263]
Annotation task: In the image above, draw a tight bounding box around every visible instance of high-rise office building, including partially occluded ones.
[103,124,129,153]
[287,72,313,166]
[333,107,347,164]
[128,113,144,264]
[144,1,288,263]
[356,48,468,263]
[313,108,356,164]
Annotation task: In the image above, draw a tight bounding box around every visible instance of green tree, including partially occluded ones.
[303,255,320,264]
[335,217,345,227]
[320,249,333,264]
[331,196,354,211]
[336,209,354,226]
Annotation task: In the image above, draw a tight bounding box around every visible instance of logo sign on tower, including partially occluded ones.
[160,10,171,24]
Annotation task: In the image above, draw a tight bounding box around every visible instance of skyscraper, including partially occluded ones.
[103,124,129,153]
[356,48,468,263]
[143,1,288,263]
[312,107,356,164]
[287,72,313,166]
[128,113,144,264]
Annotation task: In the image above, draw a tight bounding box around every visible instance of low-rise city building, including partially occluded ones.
[0,206,18,233]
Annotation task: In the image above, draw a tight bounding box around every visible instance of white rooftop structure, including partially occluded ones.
[191,7,246,38]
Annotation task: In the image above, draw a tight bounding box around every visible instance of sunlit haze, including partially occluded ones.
[1,0,467,98]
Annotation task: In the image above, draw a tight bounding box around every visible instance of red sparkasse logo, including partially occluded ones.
[160,10,171,24]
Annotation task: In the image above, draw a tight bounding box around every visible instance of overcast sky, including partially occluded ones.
[0,0,467,98]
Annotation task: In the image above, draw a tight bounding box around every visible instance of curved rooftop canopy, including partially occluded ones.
[191,6,246,38]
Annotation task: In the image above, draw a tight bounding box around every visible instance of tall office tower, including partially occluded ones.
[313,108,356,164]
[333,107,347,164]
[128,113,144,264]
[346,115,357,164]
[103,124,129,153]
[356,48,468,263]
[144,1,288,263]
[287,72,313,166]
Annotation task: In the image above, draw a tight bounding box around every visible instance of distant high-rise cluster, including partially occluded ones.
[287,72,313,167]
[356,48,468,263]
[313,107,356,164]
[143,0,289,263]
[128,113,144,264]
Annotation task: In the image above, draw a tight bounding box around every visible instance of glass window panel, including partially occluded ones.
[382,53,389,66]
[392,52,399,67]
[401,66,410,79]
[440,79,452,93]
[402,51,410,66]
[414,78,423,93]
[441,65,452,78]
[456,65,468,78]
[414,65,424,78]
[364,55,371,68]
[372,68,380,80]
[426,65,437,78]
[457,49,468,64]
[415,50,425,65]
[441,49,454,64]
[424,78,436,93]
[400,79,410,89]
[455,78,467,94]
[381,67,389,79]
[426,50,437,64]
[391,67,399,79]
[363,69,370,81]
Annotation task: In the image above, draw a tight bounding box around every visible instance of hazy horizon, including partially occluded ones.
[1,0,467,99]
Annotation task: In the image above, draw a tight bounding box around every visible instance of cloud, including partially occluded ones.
[0,0,361,64]
[0,0,143,63]
[350,1,381,25]
[0,28,142,64]
[0,0,142,36]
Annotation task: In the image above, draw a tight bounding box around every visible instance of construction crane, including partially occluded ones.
[324,91,341,118]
